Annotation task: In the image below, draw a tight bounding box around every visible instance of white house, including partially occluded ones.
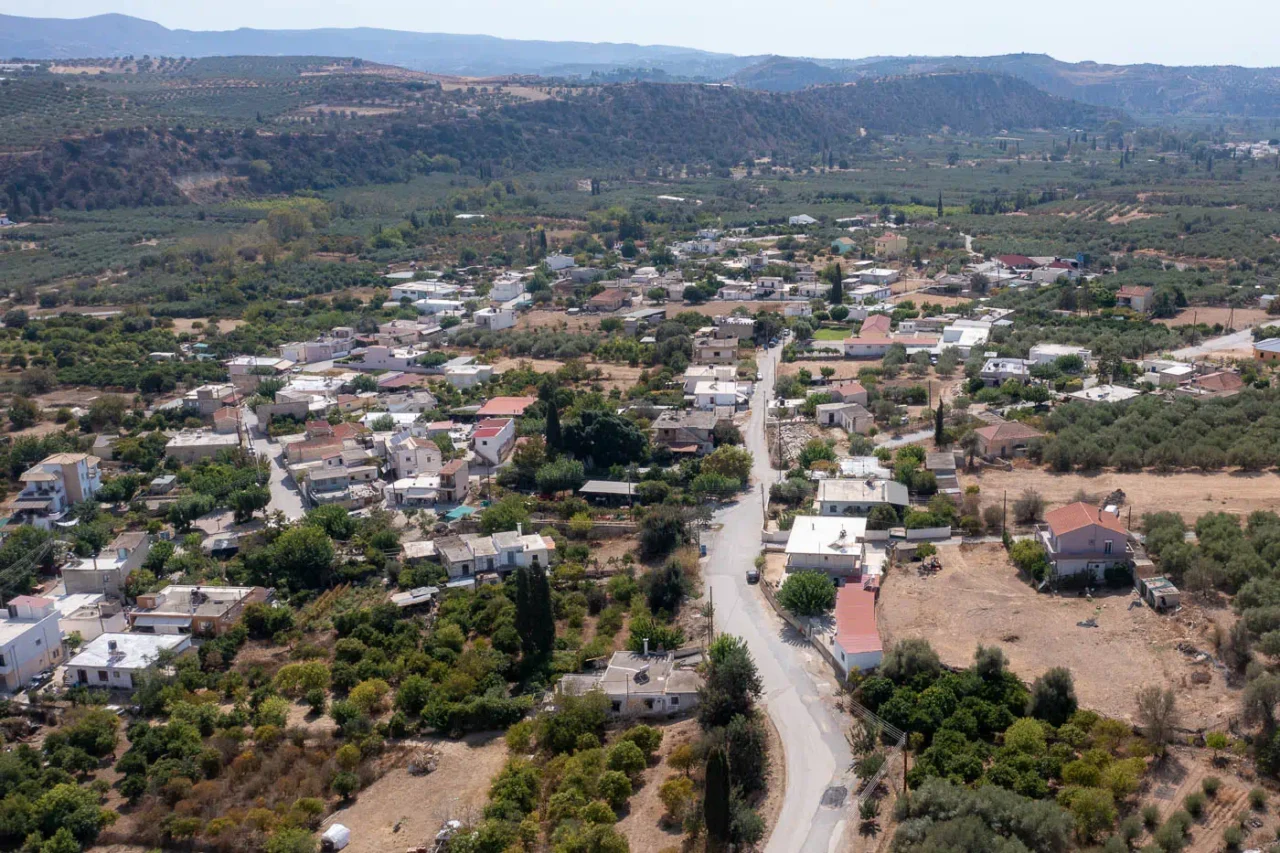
[67,633,191,690]
[849,283,893,305]
[444,365,494,388]
[683,365,736,394]
[472,418,516,466]
[692,381,743,410]
[788,214,817,226]
[0,596,64,692]
[557,651,702,718]
[489,273,528,303]
[474,307,516,331]
[830,583,882,676]
[815,478,909,516]
[52,593,127,643]
[545,253,577,271]
[784,516,868,577]
[388,433,444,479]
[1028,343,1092,366]
[62,532,151,598]
[858,269,899,286]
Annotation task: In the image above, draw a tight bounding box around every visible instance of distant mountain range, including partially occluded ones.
[6,13,1280,117]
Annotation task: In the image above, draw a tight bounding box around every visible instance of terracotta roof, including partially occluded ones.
[974,422,1044,442]
[476,397,537,418]
[1118,285,1153,297]
[860,314,892,335]
[477,418,514,430]
[6,595,53,608]
[473,427,505,439]
[1192,371,1245,393]
[996,254,1036,268]
[834,584,880,655]
[440,458,467,476]
[1045,502,1128,537]
[830,381,867,397]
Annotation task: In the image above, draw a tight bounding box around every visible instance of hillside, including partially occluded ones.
[728,57,847,92]
[0,72,1117,215]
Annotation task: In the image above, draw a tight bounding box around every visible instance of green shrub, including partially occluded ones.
[1201,775,1221,797]
[1183,791,1205,818]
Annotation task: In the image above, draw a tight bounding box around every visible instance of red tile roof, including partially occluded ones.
[996,254,1036,268]
[477,418,514,430]
[1045,502,1128,537]
[830,380,866,398]
[473,428,506,439]
[477,397,537,418]
[1192,371,1245,393]
[1118,285,1153,298]
[7,595,53,608]
[834,584,881,655]
[974,422,1044,442]
[860,314,892,335]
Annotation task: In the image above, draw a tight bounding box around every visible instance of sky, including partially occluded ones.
[4,0,1278,67]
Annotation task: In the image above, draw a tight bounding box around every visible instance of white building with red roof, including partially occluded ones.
[830,582,882,676]
[472,418,516,466]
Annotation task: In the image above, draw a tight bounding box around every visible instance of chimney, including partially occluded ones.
[107,639,117,652]
[643,638,649,657]
[517,522,523,537]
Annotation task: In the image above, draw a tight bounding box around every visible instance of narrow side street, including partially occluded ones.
[240,406,306,520]
[705,343,854,853]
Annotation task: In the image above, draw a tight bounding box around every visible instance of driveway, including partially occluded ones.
[240,407,306,521]
[705,343,853,853]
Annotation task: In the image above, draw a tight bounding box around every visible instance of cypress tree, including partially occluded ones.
[530,563,555,658]
[934,401,946,447]
[544,400,561,452]
[705,748,732,846]
[515,566,536,657]
[829,269,843,306]
[936,191,944,218]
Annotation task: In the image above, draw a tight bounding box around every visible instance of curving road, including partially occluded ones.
[704,344,853,853]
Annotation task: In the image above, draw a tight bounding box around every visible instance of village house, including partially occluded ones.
[829,582,882,676]
[826,381,868,405]
[129,585,272,637]
[1039,502,1131,580]
[225,356,293,392]
[973,421,1045,459]
[1176,370,1246,399]
[693,336,738,366]
[815,402,874,434]
[788,214,817,226]
[587,289,632,313]
[1028,343,1092,366]
[472,418,516,466]
[0,596,64,692]
[1116,285,1154,313]
[713,316,756,340]
[52,593,127,643]
[436,527,555,578]
[1254,338,1280,362]
[785,516,867,577]
[182,383,238,417]
[387,433,444,479]
[692,381,744,410]
[650,410,718,456]
[439,458,470,504]
[683,365,736,394]
[476,396,537,419]
[874,233,908,259]
[980,358,1033,387]
[10,453,102,529]
[815,478,909,516]
[557,651,702,718]
[67,633,192,691]
[62,532,151,598]
[445,364,495,388]
[474,307,516,331]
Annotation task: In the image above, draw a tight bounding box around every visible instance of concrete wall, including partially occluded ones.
[904,526,952,541]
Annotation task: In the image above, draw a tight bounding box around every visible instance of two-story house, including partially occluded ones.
[1039,502,1131,580]
[0,596,63,691]
[62,532,151,598]
[472,418,516,466]
[11,453,102,529]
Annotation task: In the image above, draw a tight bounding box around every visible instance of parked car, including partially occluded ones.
[745,568,760,584]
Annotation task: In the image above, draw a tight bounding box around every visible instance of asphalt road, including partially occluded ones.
[240,406,306,521]
[704,344,853,853]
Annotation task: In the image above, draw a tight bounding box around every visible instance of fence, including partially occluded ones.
[848,699,907,802]
[758,576,848,679]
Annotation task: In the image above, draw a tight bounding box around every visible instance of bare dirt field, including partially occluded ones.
[491,357,564,376]
[877,542,1239,729]
[325,733,507,853]
[489,357,644,392]
[516,310,600,333]
[779,359,875,381]
[169,317,245,335]
[967,463,1280,523]
[1156,306,1271,330]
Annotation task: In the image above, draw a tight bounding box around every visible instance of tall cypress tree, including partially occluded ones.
[937,191,944,218]
[704,748,731,847]
[541,380,561,452]
[530,563,556,658]
[829,263,843,305]
[934,401,946,447]
[515,566,536,657]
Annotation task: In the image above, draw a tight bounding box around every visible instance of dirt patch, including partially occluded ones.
[170,317,245,335]
[1155,306,1272,330]
[325,733,507,852]
[968,464,1280,523]
[516,310,600,333]
[779,360,876,381]
[877,542,1238,729]
[1137,745,1272,852]
[491,357,565,375]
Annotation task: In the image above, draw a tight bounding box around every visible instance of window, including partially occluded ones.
[611,701,621,713]
[34,639,40,647]
[1104,540,1113,555]
[0,654,7,667]
[98,671,108,682]
[670,696,679,706]
[113,672,120,679]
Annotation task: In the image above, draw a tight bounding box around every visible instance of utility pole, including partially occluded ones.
[1002,490,1007,537]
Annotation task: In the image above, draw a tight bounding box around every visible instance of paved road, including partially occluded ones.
[705,344,853,853]
[240,407,306,521]
[1170,326,1256,359]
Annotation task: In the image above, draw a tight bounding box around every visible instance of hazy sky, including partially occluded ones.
[6,0,1278,67]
